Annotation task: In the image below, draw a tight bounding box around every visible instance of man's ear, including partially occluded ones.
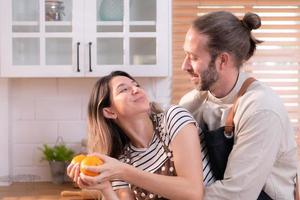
[218,52,229,70]
[103,107,117,119]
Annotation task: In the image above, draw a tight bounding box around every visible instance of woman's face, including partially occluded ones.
[107,75,150,118]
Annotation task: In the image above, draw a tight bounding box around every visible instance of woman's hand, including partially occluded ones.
[66,163,80,183]
[77,173,112,190]
[81,153,130,183]
[78,174,123,200]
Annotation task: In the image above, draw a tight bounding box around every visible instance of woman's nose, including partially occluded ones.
[131,86,139,94]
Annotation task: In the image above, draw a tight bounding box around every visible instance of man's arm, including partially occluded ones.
[204,110,282,200]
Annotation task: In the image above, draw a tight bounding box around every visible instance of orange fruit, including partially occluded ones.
[71,154,86,164]
[80,155,104,176]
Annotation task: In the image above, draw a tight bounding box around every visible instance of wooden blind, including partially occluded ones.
[172,0,300,132]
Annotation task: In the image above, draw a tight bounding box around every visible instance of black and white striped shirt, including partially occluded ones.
[112,105,215,190]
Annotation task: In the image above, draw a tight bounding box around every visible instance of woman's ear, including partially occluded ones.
[103,107,117,119]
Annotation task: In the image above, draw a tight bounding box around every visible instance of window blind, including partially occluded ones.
[172,0,300,133]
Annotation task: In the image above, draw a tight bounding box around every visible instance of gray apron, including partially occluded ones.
[203,77,272,200]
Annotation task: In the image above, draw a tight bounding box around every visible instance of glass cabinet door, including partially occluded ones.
[12,0,40,66]
[1,0,169,77]
[45,0,73,67]
[85,0,168,77]
[4,0,83,76]
[129,0,156,66]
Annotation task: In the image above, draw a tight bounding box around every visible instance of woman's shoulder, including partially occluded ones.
[159,105,198,143]
[152,105,190,126]
[163,105,197,130]
[165,105,193,119]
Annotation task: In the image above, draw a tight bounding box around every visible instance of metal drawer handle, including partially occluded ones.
[76,42,80,72]
[89,42,92,72]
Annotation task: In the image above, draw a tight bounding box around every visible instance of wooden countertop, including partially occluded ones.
[0,182,100,200]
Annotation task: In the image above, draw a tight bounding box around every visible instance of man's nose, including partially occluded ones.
[181,56,191,71]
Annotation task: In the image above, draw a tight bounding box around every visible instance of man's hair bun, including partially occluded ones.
[242,12,261,31]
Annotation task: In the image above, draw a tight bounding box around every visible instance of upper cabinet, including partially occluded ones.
[0,0,170,77]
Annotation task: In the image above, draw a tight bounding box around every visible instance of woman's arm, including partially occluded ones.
[77,174,135,200]
[84,123,204,200]
[123,123,204,200]
[116,188,135,200]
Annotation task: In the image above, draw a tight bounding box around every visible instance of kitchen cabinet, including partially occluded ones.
[0,0,170,77]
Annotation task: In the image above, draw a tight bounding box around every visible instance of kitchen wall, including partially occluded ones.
[1,77,171,183]
[0,78,10,186]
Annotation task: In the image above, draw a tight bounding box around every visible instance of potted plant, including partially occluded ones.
[40,142,74,184]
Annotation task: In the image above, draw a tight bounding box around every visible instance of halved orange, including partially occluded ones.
[80,155,104,176]
[71,154,86,164]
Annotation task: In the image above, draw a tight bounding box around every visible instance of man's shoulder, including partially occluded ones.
[179,89,208,112]
[243,81,280,104]
[239,80,286,116]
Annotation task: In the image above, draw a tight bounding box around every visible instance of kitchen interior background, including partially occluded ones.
[1,0,300,185]
[0,0,171,185]
[0,77,171,184]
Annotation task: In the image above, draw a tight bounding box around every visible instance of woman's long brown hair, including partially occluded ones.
[87,71,162,158]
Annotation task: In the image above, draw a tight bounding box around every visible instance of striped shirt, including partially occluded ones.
[112,105,215,190]
[200,130,215,185]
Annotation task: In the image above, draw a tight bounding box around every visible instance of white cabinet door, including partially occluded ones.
[0,0,84,77]
[0,0,170,77]
[84,0,169,77]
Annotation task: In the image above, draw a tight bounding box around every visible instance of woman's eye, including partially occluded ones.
[119,86,131,93]
[120,88,128,93]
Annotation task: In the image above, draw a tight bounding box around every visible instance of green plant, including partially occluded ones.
[40,144,74,162]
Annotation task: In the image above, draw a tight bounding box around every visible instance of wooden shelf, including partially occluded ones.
[0,182,77,200]
[12,21,72,26]
[97,21,156,26]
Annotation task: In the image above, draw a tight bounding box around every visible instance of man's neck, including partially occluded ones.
[210,70,239,98]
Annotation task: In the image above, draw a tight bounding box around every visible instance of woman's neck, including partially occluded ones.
[117,114,154,148]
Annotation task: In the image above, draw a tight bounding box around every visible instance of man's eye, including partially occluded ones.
[190,56,198,61]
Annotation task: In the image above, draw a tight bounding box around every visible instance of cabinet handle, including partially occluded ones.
[76,42,80,72]
[89,42,92,72]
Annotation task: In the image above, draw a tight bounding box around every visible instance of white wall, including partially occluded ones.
[0,79,10,186]
[6,77,171,182]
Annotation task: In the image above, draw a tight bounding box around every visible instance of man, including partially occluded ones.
[179,11,298,199]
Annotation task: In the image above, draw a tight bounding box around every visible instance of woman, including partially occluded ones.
[67,71,204,200]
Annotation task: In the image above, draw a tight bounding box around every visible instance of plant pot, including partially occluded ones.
[64,161,72,183]
[49,161,66,184]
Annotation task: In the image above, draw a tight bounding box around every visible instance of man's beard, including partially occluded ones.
[197,58,219,91]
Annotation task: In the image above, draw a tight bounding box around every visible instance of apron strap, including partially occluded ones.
[224,77,256,135]
[295,173,299,200]
[153,115,172,155]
